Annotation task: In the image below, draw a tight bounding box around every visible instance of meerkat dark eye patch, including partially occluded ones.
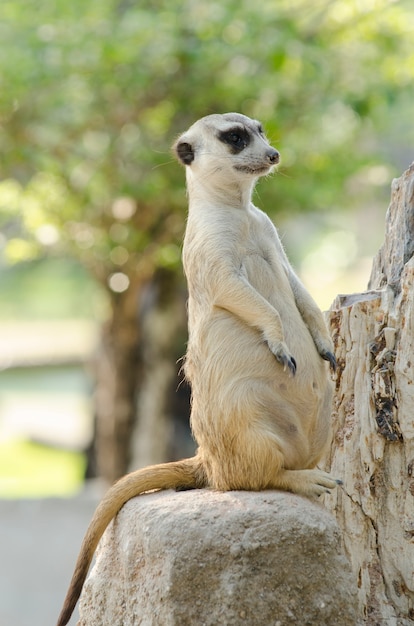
[218,127,251,153]
[175,141,195,165]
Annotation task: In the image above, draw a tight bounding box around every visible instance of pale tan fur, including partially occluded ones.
[56,113,338,626]
[180,113,336,494]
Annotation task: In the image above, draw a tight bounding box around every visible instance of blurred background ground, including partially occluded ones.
[0,492,103,626]
[0,262,102,626]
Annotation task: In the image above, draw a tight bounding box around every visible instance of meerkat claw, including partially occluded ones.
[288,356,297,376]
[275,353,296,376]
[321,350,337,372]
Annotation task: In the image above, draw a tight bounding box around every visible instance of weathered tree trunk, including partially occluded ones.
[324,163,414,625]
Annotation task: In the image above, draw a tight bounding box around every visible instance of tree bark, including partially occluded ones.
[323,163,414,625]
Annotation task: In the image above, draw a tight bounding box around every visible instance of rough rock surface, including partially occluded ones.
[323,163,414,624]
[78,489,357,626]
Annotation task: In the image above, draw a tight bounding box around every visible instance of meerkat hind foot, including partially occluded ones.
[277,468,341,498]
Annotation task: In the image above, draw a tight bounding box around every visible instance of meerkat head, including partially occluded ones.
[173,113,280,184]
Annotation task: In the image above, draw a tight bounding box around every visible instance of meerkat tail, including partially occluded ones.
[56,456,205,626]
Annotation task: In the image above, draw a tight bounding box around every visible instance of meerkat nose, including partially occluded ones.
[267,149,280,164]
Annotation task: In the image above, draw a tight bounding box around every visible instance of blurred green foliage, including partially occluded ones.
[0,0,413,288]
[0,258,104,319]
[0,439,85,497]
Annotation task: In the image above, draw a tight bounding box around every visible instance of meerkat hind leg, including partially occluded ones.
[204,419,340,497]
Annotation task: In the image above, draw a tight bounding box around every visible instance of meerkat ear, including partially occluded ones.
[175,140,195,165]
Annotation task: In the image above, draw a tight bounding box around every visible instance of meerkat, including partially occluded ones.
[56,112,339,626]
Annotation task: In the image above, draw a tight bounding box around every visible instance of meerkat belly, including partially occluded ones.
[185,247,331,473]
[187,263,321,401]
[188,303,324,470]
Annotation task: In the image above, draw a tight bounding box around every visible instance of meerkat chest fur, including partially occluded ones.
[184,202,291,320]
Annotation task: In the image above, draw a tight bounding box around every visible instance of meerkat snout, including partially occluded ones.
[267,148,280,164]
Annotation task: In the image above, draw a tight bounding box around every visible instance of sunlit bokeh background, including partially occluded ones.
[0,0,413,501]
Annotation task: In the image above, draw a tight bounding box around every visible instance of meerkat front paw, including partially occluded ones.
[319,348,337,372]
[265,339,297,376]
[313,337,337,373]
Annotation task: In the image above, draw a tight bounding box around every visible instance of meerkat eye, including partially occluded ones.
[229,132,243,146]
[219,127,250,152]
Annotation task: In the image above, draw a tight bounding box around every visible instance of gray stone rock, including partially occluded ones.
[79,489,357,625]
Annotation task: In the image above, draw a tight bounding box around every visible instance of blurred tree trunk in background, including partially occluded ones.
[323,164,414,624]
[94,281,142,483]
[130,269,188,470]
[91,269,190,484]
